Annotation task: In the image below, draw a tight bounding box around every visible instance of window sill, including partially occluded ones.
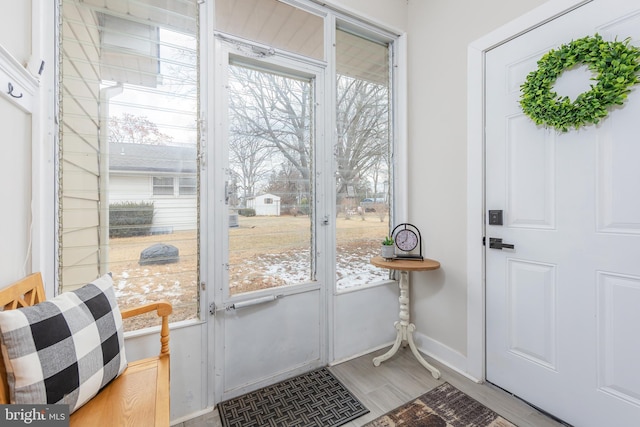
[124,317,204,340]
[335,278,397,296]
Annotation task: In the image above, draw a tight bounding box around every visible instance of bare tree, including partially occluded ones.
[109,113,173,145]
[228,65,312,195]
[335,76,390,202]
[264,163,308,214]
[229,130,275,204]
[227,64,389,206]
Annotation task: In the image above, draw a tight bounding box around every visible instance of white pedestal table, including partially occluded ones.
[370,255,441,379]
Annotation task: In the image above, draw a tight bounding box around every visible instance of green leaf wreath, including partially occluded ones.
[519,34,640,132]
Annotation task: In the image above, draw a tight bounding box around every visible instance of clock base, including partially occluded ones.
[395,254,424,261]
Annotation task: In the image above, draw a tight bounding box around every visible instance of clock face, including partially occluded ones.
[395,229,418,252]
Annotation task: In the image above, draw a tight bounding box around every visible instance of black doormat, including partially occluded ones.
[217,367,369,427]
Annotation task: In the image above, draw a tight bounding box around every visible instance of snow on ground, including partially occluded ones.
[229,245,389,292]
[112,235,390,329]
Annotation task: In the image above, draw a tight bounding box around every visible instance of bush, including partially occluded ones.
[298,199,310,216]
[109,202,154,238]
[238,208,256,217]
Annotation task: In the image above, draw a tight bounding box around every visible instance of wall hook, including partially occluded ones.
[8,82,23,99]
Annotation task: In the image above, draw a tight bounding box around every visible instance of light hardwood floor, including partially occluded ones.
[177,348,567,426]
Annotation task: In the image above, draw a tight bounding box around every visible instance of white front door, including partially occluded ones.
[212,42,328,401]
[485,1,640,425]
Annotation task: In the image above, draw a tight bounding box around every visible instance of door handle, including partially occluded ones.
[489,237,515,250]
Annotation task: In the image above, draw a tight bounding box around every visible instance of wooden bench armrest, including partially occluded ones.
[121,301,172,355]
[120,301,172,319]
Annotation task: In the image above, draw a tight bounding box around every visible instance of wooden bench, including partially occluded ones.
[0,273,172,426]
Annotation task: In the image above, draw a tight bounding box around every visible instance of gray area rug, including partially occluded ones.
[217,367,369,427]
[364,382,516,427]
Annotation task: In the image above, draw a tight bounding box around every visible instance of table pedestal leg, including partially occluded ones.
[372,270,441,379]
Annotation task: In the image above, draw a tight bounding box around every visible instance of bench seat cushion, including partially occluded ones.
[0,274,127,413]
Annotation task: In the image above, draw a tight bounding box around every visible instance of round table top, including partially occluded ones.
[370,256,440,271]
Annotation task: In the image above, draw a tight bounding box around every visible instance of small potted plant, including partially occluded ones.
[381,236,395,260]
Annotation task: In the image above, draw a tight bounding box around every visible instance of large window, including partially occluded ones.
[59,0,199,329]
[226,62,315,296]
[58,0,399,331]
[215,2,397,294]
[334,28,392,290]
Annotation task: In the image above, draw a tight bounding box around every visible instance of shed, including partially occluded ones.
[247,193,281,216]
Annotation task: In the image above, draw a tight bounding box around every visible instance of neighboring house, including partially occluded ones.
[246,193,281,216]
[109,142,197,231]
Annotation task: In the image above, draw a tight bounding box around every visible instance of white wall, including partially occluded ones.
[405,0,548,373]
[325,0,408,31]
[0,97,31,285]
[0,1,33,286]
[0,2,31,67]
[333,282,399,362]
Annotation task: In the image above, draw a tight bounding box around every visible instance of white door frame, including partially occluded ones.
[465,0,591,381]
[210,37,330,401]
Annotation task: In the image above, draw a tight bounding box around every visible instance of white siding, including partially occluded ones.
[110,174,150,200]
[152,198,197,231]
[60,3,102,289]
[109,174,197,231]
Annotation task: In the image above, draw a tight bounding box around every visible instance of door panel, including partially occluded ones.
[505,115,555,229]
[214,43,326,400]
[506,259,557,370]
[485,1,640,425]
[597,115,640,233]
[597,272,640,407]
[223,289,321,391]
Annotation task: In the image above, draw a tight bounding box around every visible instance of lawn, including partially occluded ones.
[110,212,388,329]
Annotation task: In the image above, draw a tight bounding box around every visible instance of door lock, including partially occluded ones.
[489,237,515,250]
[488,210,503,225]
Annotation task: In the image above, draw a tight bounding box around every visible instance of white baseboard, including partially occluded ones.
[413,330,482,383]
[332,334,483,384]
[330,341,395,366]
[170,407,215,426]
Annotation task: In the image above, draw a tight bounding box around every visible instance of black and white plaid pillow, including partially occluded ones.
[0,274,127,413]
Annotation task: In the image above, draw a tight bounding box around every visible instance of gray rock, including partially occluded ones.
[139,243,179,265]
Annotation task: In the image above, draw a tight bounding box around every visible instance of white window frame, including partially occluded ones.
[179,176,197,196]
[330,16,408,293]
[152,176,175,196]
